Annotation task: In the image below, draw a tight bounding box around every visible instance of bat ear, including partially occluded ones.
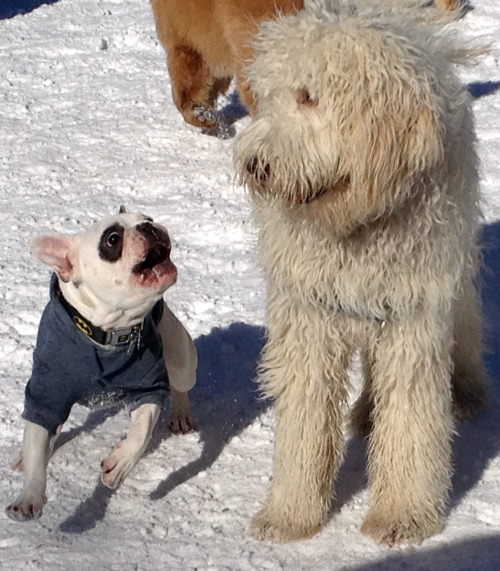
[119,205,127,214]
[30,235,78,283]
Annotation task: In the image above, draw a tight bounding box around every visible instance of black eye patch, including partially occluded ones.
[98,223,124,262]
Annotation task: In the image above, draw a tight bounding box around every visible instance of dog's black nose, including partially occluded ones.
[136,221,161,241]
[246,158,270,182]
[136,220,158,236]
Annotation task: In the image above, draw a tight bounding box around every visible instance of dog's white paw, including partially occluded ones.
[6,492,46,522]
[101,440,142,489]
[251,505,321,543]
[361,510,440,546]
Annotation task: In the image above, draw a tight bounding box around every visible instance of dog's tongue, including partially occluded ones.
[133,244,177,287]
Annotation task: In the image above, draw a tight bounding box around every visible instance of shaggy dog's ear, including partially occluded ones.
[403,106,444,174]
[353,98,443,210]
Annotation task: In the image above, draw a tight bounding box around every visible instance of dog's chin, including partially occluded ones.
[248,177,348,208]
[132,244,177,289]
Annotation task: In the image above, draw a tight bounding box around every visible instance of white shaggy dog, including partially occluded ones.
[235,0,490,545]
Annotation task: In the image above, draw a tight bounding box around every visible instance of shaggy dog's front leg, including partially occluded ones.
[362,311,454,545]
[253,294,350,542]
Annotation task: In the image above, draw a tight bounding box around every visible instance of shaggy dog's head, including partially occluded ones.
[235,0,477,236]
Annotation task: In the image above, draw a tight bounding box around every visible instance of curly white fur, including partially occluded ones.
[234,0,490,545]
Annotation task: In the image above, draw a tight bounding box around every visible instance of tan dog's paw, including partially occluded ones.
[6,492,47,522]
[361,510,441,546]
[251,505,321,543]
[168,389,196,434]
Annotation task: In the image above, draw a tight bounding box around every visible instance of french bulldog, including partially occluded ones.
[6,207,197,521]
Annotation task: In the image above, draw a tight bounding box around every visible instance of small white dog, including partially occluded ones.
[235,0,490,545]
[6,208,197,521]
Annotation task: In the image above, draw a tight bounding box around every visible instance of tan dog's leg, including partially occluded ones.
[361,312,454,545]
[451,277,491,420]
[167,44,231,129]
[252,297,350,542]
[157,302,197,433]
[6,422,54,521]
[101,403,160,489]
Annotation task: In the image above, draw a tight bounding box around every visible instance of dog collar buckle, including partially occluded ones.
[106,323,142,347]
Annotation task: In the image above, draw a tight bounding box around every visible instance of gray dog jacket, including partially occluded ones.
[23,274,169,435]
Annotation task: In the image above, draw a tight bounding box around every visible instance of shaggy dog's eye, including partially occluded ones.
[296,89,318,108]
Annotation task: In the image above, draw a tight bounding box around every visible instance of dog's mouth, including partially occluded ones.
[244,158,349,206]
[132,243,177,288]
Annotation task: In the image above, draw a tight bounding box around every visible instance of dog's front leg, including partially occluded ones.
[101,403,160,489]
[6,421,52,521]
[252,297,350,542]
[167,45,230,130]
[361,311,454,545]
[157,302,197,433]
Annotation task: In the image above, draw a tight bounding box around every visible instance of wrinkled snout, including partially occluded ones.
[136,221,170,249]
[132,221,176,288]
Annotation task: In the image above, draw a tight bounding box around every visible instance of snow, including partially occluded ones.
[0,0,499,569]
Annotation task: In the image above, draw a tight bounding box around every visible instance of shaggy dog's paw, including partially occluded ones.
[361,511,440,546]
[251,506,321,543]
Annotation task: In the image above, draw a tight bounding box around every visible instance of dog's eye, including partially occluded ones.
[296,89,318,108]
[99,223,124,262]
[107,232,121,247]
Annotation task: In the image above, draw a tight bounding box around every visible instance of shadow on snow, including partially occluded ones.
[59,224,499,541]
[58,322,268,532]
[0,0,58,20]
[347,535,500,571]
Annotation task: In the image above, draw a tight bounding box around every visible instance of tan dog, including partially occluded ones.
[235,0,489,545]
[150,0,462,134]
[150,0,303,133]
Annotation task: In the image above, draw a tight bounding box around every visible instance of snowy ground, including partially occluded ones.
[0,1,499,569]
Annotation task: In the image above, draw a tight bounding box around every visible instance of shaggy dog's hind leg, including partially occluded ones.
[253,298,350,542]
[451,278,491,420]
[362,313,454,545]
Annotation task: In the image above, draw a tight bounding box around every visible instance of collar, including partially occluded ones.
[56,286,144,348]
